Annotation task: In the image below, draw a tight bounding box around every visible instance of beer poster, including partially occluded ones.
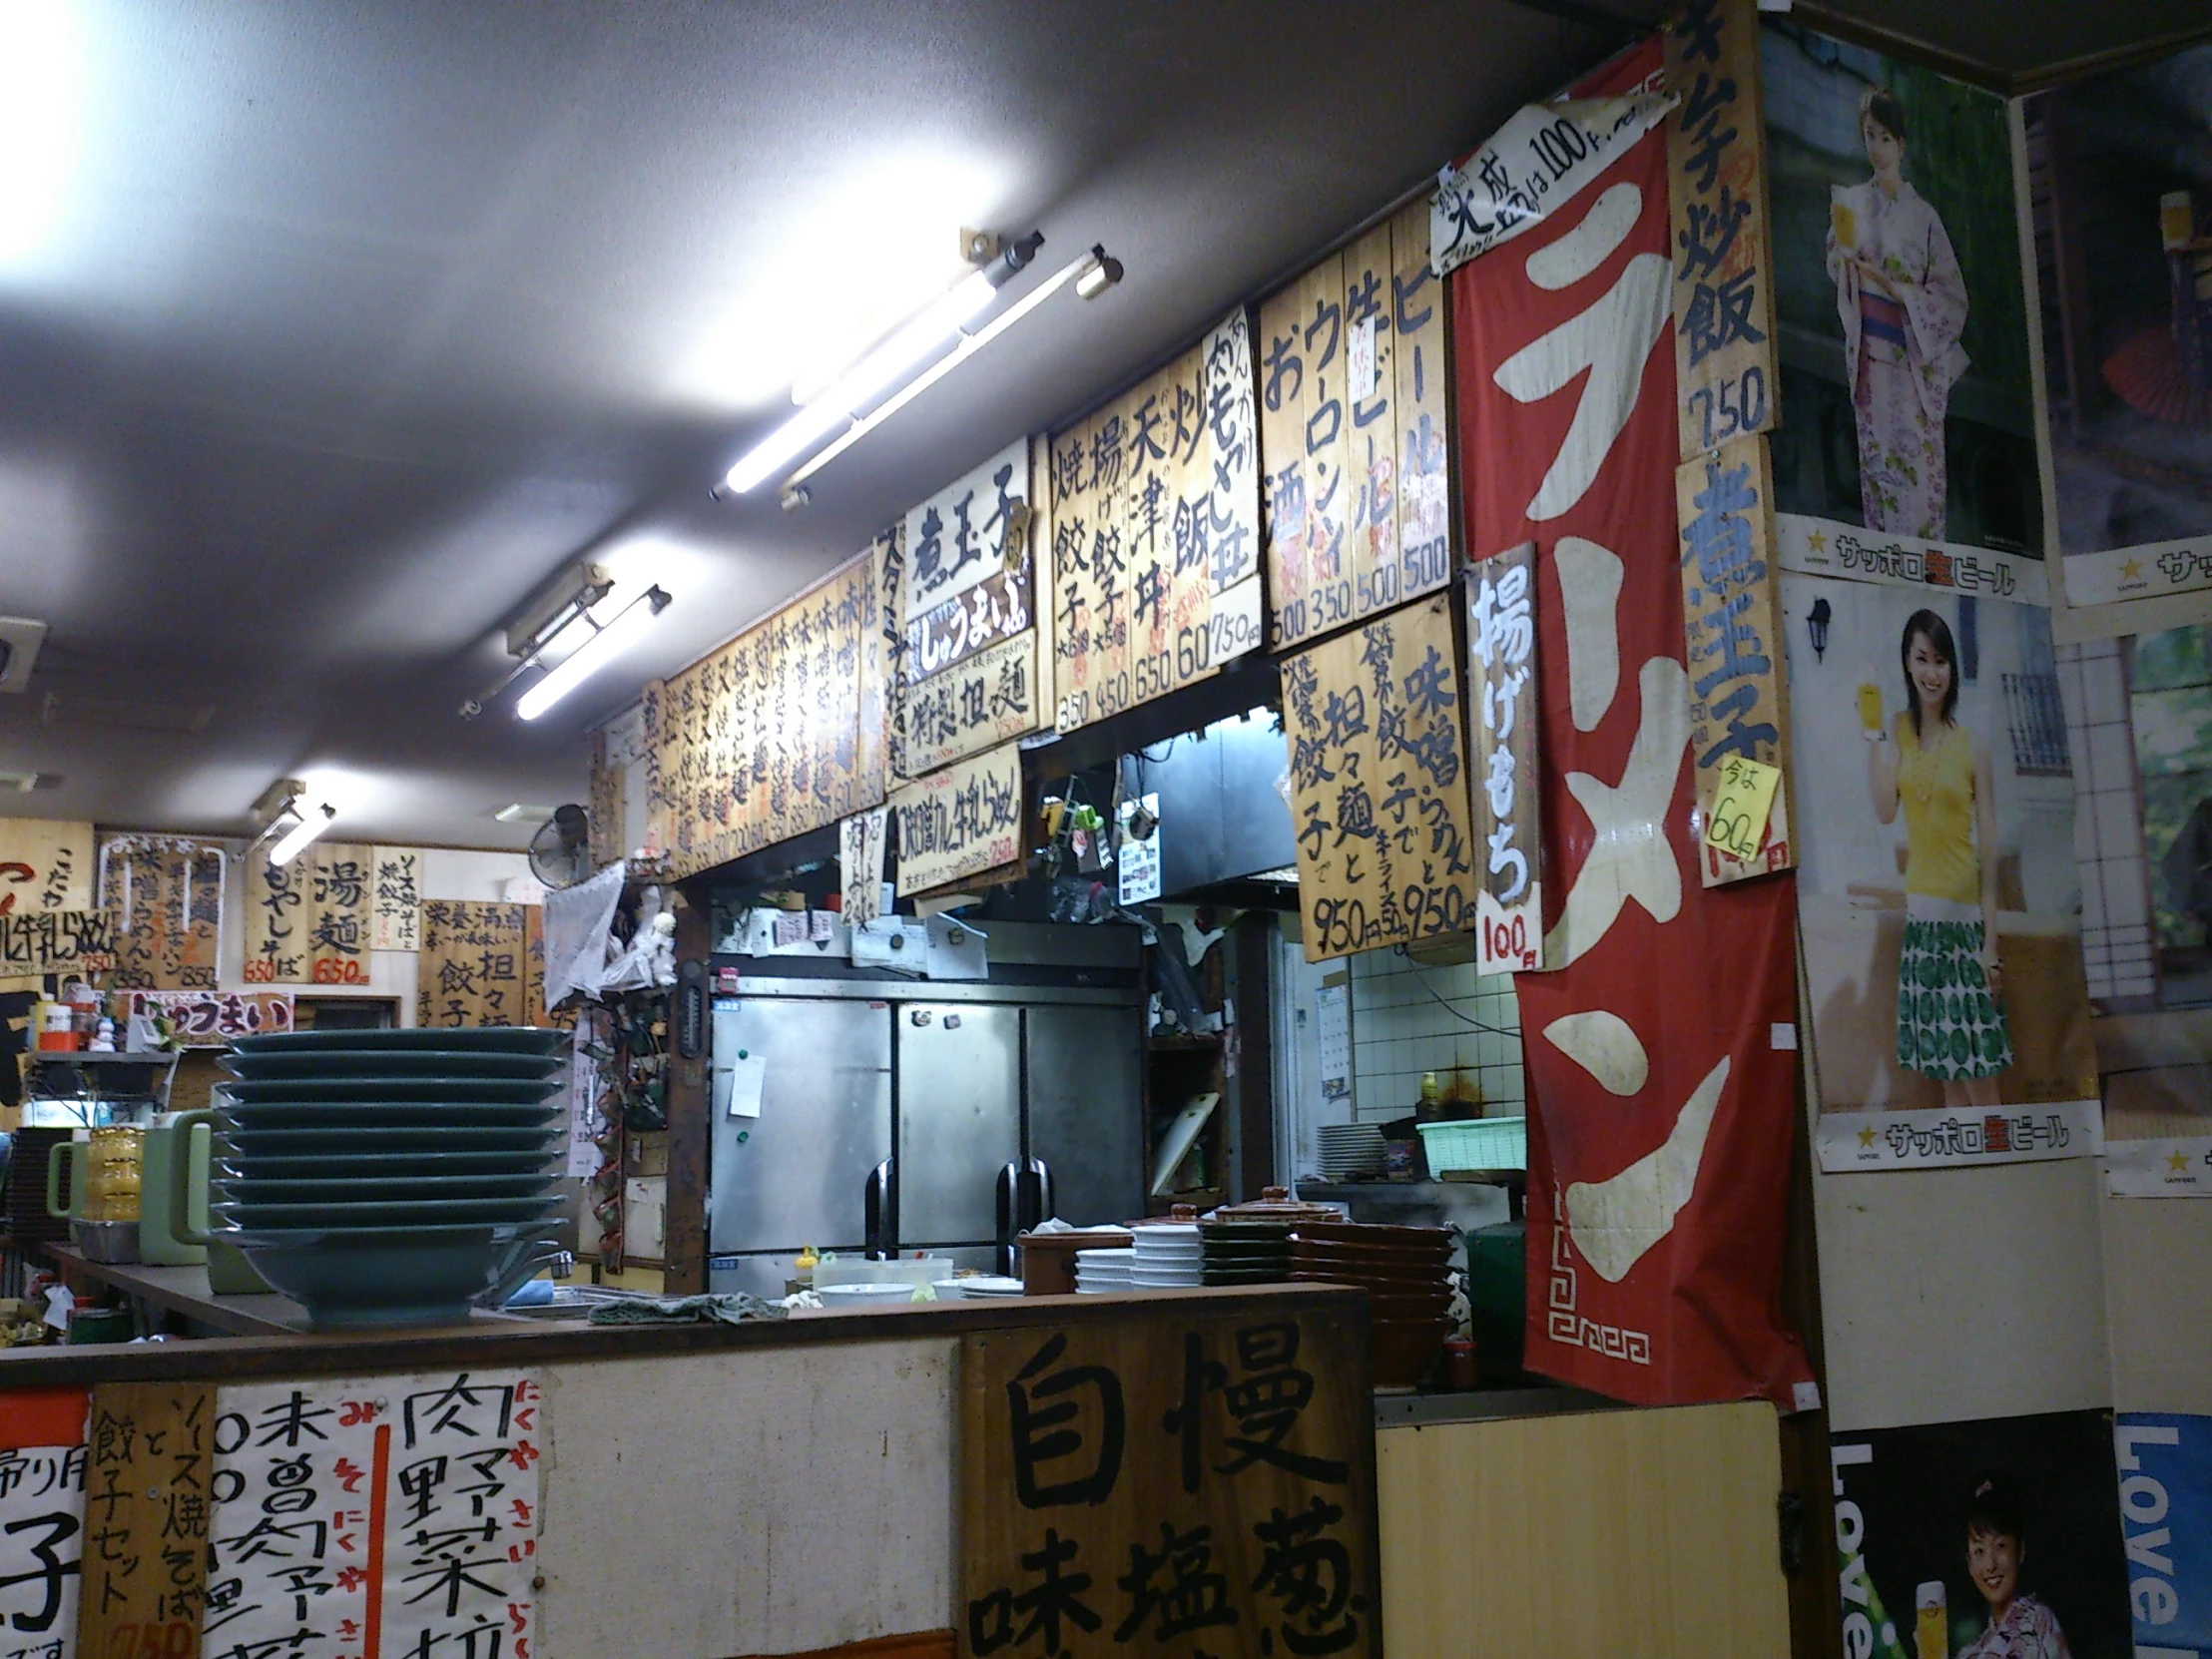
[2114,1413,2212,1655]
[1047,309,1263,735]
[1831,1412,2131,1659]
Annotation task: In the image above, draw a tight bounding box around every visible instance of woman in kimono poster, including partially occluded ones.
[1763,22,2043,554]
[1828,87,1971,538]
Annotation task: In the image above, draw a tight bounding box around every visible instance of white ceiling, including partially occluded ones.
[0,1,2201,849]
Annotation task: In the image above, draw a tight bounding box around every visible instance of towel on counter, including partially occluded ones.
[587,1293,788,1326]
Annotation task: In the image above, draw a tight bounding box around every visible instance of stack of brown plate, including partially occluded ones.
[1200,1189,1344,1286]
[1290,1220,1454,1387]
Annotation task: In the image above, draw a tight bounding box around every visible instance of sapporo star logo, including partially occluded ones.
[1858,1125,1878,1151]
[2168,1148,2191,1174]
[2121,557,2144,581]
[1807,529,1829,555]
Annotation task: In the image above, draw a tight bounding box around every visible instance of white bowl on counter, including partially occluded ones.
[816,1282,921,1308]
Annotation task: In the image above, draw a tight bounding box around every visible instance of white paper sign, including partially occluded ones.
[1317,981,1352,1101]
[723,1051,767,1119]
[1116,794,1162,905]
[1816,1100,2103,1172]
[0,1439,85,1653]
[840,808,888,927]
[2106,1136,2212,1199]
[1776,512,2050,606]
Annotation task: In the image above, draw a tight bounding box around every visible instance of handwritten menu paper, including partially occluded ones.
[1664,0,1778,459]
[75,1382,214,1659]
[245,843,375,985]
[122,988,293,1046]
[901,437,1032,635]
[1282,593,1481,964]
[959,1300,1381,1659]
[1261,201,1452,652]
[1678,434,1793,884]
[415,900,545,1028]
[1465,546,1546,973]
[0,909,114,975]
[0,1387,88,1659]
[0,818,94,915]
[643,548,882,881]
[840,807,888,927]
[1048,310,1263,735]
[100,836,223,991]
[890,740,1023,896]
[370,848,422,952]
[204,1372,542,1659]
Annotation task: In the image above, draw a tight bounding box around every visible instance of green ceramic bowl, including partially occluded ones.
[219,1150,557,1181]
[216,1173,560,1203]
[216,1196,568,1229]
[221,1077,558,1104]
[217,1125,565,1157]
[222,1050,564,1082]
[231,1028,568,1056]
[221,1225,561,1330]
[219,1102,564,1130]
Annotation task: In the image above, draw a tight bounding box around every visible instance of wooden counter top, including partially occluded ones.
[0,1278,1366,1386]
[43,1244,312,1336]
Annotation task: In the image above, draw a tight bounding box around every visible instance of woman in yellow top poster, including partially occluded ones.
[1865,609,2012,1106]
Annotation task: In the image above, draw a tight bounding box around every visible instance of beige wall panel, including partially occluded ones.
[537,1341,956,1659]
[2102,1195,2212,1414]
[1376,1402,1788,1658]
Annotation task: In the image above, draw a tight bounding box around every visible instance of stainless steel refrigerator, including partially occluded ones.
[707,925,1144,1299]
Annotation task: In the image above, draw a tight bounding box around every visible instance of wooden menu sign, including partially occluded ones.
[1465,546,1547,973]
[416,898,545,1026]
[0,909,114,974]
[0,817,94,915]
[370,845,423,951]
[958,1294,1381,1659]
[1048,309,1264,734]
[643,546,888,880]
[1260,199,1452,651]
[1664,0,1778,459]
[903,630,1043,776]
[75,1381,214,1659]
[244,841,375,984]
[1678,434,1793,884]
[100,836,222,990]
[1282,593,1481,964]
[891,740,1023,897]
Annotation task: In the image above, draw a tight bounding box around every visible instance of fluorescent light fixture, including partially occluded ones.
[0,0,83,272]
[516,586,672,722]
[723,233,1043,494]
[784,248,1112,490]
[268,803,335,866]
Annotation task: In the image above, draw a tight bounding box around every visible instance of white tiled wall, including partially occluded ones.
[2056,638,2158,1001]
[1347,947,1524,1120]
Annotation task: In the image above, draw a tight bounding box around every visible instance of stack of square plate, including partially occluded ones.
[1200,1220,1293,1285]
[207,1028,570,1330]
[1073,1247,1134,1294]
[1131,1222,1202,1289]
[1315,1123,1386,1180]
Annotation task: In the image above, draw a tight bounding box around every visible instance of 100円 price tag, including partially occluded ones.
[1703,755,1782,862]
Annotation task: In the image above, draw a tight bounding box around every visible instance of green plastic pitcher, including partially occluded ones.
[166,1110,271,1295]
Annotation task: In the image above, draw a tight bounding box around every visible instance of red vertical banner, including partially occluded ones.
[1452,37,1813,1406]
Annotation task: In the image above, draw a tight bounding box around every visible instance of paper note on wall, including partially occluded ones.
[1318,981,1352,1100]
[724,1050,767,1118]
[1703,755,1782,863]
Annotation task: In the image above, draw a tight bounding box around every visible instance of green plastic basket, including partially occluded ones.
[1415,1116,1527,1174]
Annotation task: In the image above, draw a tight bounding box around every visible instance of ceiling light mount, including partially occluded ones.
[249,779,336,866]
[461,560,625,719]
[1075,245,1124,300]
[515,584,673,722]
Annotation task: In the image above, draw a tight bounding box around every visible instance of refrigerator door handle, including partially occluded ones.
[1028,1157,1054,1231]
[864,1157,897,1260]
[994,1160,1021,1275]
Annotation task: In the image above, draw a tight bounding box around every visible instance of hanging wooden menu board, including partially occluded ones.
[1466,546,1547,973]
[243,841,375,984]
[894,437,1046,776]
[416,898,544,1027]
[1282,592,1479,963]
[1048,309,1264,734]
[1261,199,1453,651]
[370,844,422,950]
[0,909,114,974]
[99,835,222,989]
[890,739,1024,896]
[121,987,292,1045]
[959,1295,1382,1659]
[0,817,94,915]
[75,1381,215,1659]
[1678,434,1793,884]
[643,547,884,880]
[1664,0,1778,458]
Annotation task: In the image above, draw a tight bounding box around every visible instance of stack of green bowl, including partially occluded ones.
[201,1028,570,1330]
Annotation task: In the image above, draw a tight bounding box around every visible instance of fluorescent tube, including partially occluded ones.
[268,804,334,866]
[516,587,671,721]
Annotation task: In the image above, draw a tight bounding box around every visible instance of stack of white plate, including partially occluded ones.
[1132,1222,1203,1289]
[932,1275,1027,1301]
[1074,1247,1135,1294]
[1316,1123,1387,1180]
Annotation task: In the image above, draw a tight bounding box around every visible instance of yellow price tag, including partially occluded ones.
[1704,755,1782,862]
